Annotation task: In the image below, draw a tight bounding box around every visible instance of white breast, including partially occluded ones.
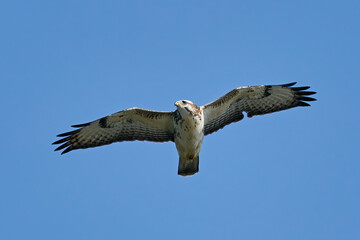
[174,113,205,159]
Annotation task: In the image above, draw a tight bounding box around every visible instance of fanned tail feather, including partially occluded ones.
[178,156,199,176]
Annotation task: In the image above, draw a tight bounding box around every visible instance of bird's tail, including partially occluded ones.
[178,156,199,176]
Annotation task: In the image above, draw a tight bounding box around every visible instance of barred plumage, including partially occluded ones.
[53,82,316,176]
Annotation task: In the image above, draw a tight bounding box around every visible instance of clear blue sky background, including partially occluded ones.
[1,1,359,239]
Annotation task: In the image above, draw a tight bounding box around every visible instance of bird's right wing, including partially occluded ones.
[53,108,175,154]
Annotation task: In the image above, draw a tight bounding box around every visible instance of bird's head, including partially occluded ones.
[174,100,201,116]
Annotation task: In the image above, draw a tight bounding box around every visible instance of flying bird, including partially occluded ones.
[53,82,316,176]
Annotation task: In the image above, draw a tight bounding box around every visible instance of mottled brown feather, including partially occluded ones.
[202,82,316,135]
[53,108,175,154]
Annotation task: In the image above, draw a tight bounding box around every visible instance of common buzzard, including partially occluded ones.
[53,82,316,176]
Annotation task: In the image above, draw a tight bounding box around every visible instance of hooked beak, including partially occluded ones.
[174,101,180,106]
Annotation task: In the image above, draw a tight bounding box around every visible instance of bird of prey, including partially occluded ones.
[53,82,316,176]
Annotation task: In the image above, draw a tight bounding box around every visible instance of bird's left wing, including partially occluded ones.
[201,82,316,135]
[53,108,175,154]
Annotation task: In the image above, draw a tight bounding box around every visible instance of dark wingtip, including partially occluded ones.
[291,86,310,91]
[281,82,297,87]
[286,83,317,106]
[298,91,317,95]
[54,146,62,151]
[54,123,88,154]
[57,129,80,137]
[54,122,87,154]
[53,136,70,145]
[54,142,71,151]
[71,122,91,128]
[54,145,73,154]
[61,147,73,154]
[297,96,317,101]
[297,101,311,107]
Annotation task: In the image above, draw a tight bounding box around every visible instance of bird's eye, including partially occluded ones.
[182,100,186,104]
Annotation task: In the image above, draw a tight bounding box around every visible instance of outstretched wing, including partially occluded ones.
[201,82,316,135]
[53,108,175,154]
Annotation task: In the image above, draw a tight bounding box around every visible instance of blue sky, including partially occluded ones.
[1,0,359,239]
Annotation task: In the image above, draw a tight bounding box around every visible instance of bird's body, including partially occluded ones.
[173,100,204,175]
[53,82,316,176]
